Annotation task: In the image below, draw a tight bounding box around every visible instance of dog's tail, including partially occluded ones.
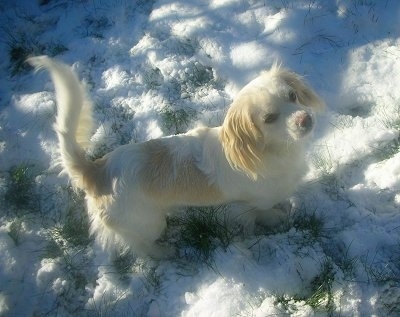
[28,56,101,194]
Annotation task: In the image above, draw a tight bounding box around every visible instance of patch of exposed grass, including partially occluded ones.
[108,103,136,145]
[293,209,325,243]
[5,163,39,213]
[273,260,336,315]
[81,15,113,39]
[379,285,400,316]
[112,248,135,282]
[89,102,136,160]
[312,144,335,177]
[45,218,91,257]
[39,191,93,313]
[336,242,359,280]
[87,287,132,317]
[305,259,336,313]
[183,62,214,90]
[142,265,161,291]
[274,294,301,314]
[374,138,400,162]
[167,37,199,57]
[361,246,400,285]
[169,205,237,264]
[4,27,67,76]
[44,192,91,259]
[143,66,163,89]
[60,207,92,248]
[160,104,197,134]
[133,259,161,292]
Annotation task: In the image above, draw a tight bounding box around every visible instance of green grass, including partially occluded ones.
[89,102,136,160]
[112,248,135,281]
[312,144,335,177]
[4,28,67,76]
[82,15,113,39]
[2,8,70,76]
[5,163,39,213]
[112,248,161,290]
[183,62,214,90]
[361,247,400,285]
[59,206,92,247]
[336,242,359,280]
[38,190,94,314]
[44,223,88,259]
[169,205,237,263]
[143,66,163,89]
[273,259,337,315]
[87,287,132,317]
[160,104,197,134]
[273,294,299,314]
[157,61,220,134]
[171,37,198,57]
[133,259,161,292]
[305,259,336,313]
[6,34,44,76]
[374,137,400,161]
[44,191,91,258]
[292,209,326,243]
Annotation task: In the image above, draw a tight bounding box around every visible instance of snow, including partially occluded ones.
[1,0,400,316]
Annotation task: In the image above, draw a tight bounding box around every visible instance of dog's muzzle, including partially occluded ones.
[296,111,313,130]
[289,111,314,138]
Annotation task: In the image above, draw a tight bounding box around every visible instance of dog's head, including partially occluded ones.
[220,66,325,180]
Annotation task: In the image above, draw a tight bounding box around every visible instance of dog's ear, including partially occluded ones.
[220,97,264,180]
[280,70,325,111]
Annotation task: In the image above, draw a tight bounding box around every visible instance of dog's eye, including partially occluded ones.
[289,90,297,103]
[263,113,280,124]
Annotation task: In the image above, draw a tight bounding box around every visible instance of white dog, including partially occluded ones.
[28,56,324,258]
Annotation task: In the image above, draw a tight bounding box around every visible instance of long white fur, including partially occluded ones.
[28,56,324,258]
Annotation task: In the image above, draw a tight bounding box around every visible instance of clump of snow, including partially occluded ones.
[1,0,400,316]
[230,41,270,69]
[365,152,400,191]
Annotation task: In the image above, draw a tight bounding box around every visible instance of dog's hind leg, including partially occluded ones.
[99,197,172,258]
[126,210,172,259]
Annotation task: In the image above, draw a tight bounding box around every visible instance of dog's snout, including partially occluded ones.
[289,111,314,138]
[296,112,313,130]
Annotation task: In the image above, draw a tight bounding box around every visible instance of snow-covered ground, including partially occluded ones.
[1,0,400,316]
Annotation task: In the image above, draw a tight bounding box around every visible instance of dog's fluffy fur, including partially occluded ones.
[28,56,324,258]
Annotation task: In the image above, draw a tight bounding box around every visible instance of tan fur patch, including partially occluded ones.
[139,140,223,206]
[220,96,264,180]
